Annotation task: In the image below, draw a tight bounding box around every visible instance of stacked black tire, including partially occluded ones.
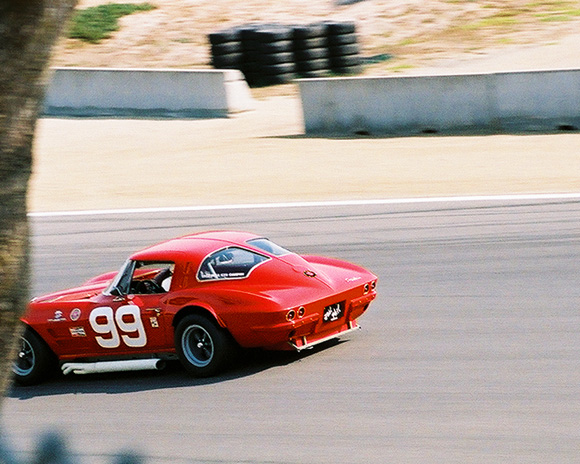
[252,25,296,86]
[209,21,362,86]
[209,28,243,72]
[325,21,362,75]
[237,25,261,85]
[292,23,330,79]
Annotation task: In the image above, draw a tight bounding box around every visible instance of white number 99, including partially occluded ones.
[90,305,147,349]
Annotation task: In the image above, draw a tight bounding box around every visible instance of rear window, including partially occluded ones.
[247,238,291,256]
[197,247,269,281]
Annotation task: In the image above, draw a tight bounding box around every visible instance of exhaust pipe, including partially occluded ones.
[61,358,165,375]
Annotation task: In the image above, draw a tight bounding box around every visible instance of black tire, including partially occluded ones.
[264,73,295,85]
[241,63,260,78]
[243,73,260,86]
[251,72,295,86]
[208,29,240,45]
[261,62,295,75]
[211,41,242,56]
[239,25,260,41]
[295,58,330,73]
[260,51,294,65]
[326,21,357,35]
[175,314,233,377]
[211,52,243,69]
[327,42,360,57]
[296,69,329,79]
[294,47,328,62]
[292,36,327,51]
[13,328,56,386]
[330,54,362,68]
[254,26,293,42]
[331,64,363,75]
[292,23,328,40]
[327,32,358,47]
[241,60,259,71]
[258,40,293,54]
[241,50,260,67]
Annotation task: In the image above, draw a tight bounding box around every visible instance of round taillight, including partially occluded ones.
[364,283,370,294]
[286,310,296,321]
[371,281,376,290]
[298,306,305,317]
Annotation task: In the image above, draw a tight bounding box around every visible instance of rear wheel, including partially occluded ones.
[13,328,56,386]
[175,314,233,377]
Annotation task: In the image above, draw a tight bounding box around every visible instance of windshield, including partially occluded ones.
[103,260,135,296]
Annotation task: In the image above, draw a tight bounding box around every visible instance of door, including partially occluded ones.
[85,261,175,357]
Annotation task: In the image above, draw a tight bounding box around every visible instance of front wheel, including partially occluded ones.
[13,328,56,386]
[174,314,234,377]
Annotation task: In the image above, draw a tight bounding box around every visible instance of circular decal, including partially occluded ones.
[70,308,81,321]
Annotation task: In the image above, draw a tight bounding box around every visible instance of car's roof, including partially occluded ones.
[130,230,264,262]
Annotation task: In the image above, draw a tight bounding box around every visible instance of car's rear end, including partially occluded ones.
[235,252,377,351]
[284,277,377,351]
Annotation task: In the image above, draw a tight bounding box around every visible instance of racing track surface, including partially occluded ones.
[3,198,580,464]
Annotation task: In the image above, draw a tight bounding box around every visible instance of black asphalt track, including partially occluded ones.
[4,198,580,464]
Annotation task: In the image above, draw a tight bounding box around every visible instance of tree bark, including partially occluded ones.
[0,0,77,400]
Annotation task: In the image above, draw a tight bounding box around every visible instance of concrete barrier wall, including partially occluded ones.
[494,70,580,130]
[298,69,580,134]
[44,68,254,118]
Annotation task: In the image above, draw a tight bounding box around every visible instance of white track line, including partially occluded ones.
[28,193,580,218]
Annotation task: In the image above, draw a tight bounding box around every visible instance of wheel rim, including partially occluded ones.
[182,324,214,368]
[13,337,35,376]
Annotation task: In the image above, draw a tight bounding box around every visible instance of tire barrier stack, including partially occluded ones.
[209,28,243,72]
[326,21,362,75]
[238,25,261,85]
[209,21,362,86]
[254,25,296,86]
[292,23,330,79]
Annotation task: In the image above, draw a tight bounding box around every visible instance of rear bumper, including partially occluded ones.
[288,320,361,351]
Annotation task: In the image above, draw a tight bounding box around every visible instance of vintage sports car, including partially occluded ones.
[14,231,377,385]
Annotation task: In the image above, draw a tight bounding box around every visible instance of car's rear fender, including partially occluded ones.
[168,289,282,347]
[171,304,226,331]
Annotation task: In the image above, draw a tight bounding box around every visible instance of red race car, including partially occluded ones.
[14,231,377,385]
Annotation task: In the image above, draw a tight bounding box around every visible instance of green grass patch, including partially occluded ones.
[497,37,514,44]
[459,10,522,31]
[537,11,580,20]
[68,3,156,43]
[459,17,517,30]
[527,0,580,18]
[527,1,577,9]
[388,63,415,72]
[397,38,417,46]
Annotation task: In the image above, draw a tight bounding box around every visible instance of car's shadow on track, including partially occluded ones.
[9,340,346,399]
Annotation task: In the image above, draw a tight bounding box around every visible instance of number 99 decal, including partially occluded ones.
[89,305,147,348]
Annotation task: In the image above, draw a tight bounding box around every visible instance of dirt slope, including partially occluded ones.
[32,1,580,212]
[53,0,580,74]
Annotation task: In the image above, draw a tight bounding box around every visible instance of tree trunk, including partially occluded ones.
[0,0,77,400]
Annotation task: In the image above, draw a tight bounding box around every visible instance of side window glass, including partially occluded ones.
[129,262,175,294]
[198,247,269,281]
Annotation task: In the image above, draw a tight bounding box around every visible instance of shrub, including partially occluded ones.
[68,3,156,43]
